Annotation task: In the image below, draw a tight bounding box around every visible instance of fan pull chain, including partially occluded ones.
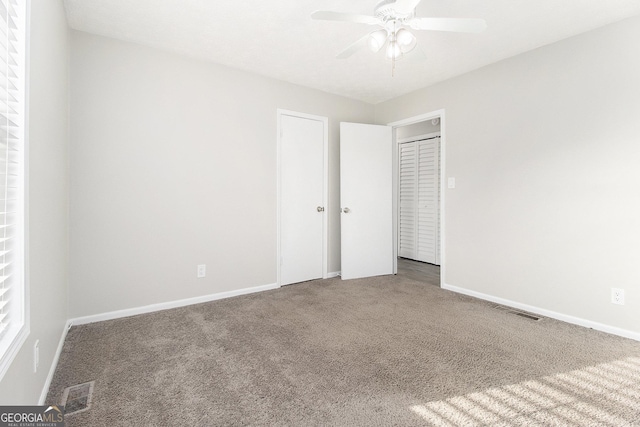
[391,20,397,77]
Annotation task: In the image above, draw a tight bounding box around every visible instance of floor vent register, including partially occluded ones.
[493,304,543,321]
[61,380,95,415]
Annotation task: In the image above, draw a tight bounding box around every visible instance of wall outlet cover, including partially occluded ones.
[34,340,40,373]
[611,288,625,305]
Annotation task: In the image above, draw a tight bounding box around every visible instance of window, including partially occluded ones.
[0,0,27,380]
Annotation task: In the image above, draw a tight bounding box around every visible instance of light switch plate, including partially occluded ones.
[197,264,206,278]
[448,177,456,189]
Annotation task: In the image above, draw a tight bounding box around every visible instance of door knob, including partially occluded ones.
[342,207,351,213]
[317,206,325,212]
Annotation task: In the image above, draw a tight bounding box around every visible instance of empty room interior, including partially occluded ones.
[1,0,639,425]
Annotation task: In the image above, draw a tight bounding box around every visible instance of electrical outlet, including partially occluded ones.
[197,264,206,279]
[34,340,39,373]
[611,288,625,305]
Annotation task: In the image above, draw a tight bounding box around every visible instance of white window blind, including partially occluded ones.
[0,0,26,380]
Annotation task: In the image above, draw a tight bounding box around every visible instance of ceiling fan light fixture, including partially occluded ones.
[396,28,417,53]
[311,0,487,74]
[368,29,388,52]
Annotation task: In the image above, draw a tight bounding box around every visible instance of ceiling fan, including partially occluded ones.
[311,0,486,63]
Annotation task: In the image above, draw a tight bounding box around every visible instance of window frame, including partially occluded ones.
[0,0,29,381]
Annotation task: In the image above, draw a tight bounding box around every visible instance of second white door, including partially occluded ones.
[340,122,393,280]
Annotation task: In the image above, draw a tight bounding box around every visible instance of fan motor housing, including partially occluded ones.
[374,0,418,19]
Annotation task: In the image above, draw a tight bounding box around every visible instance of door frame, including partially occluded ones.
[276,109,329,287]
[388,109,446,287]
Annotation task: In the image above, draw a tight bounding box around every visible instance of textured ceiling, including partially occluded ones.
[63,0,640,104]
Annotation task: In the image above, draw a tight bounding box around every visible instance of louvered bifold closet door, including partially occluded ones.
[0,0,23,337]
[436,138,441,265]
[416,139,439,264]
[398,143,417,259]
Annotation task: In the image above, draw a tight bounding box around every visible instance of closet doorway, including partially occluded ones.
[396,118,441,267]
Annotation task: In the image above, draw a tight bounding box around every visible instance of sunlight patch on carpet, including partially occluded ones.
[410,357,640,426]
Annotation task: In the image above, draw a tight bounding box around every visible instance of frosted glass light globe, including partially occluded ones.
[386,41,402,60]
[368,29,388,52]
[396,28,417,53]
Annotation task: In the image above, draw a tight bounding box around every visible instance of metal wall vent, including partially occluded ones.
[493,304,543,321]
[61,380,95,415]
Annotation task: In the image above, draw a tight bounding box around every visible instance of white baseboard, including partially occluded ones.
[327,271,341,278]
[39,320,72,405]
[69,283,280,327]
[443,283,640,342]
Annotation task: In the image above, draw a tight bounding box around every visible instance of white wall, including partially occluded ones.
[69,31,374,318]
[376,15,640,335]
[0,0,70,403]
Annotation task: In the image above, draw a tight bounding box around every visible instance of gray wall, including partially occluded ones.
[396,120,440,140]
[69,31,374,318]
[0,0,70,403]
[376,15,640,334]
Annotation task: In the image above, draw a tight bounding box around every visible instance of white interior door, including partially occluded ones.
[280,112,326,285]
[340,122,393,280]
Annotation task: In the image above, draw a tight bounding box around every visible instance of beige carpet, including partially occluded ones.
[47,273,640,426]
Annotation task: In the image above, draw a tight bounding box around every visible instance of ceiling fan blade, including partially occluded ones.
[336,33,371,59]
[408,17,487,33]
[311,10,381,25]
